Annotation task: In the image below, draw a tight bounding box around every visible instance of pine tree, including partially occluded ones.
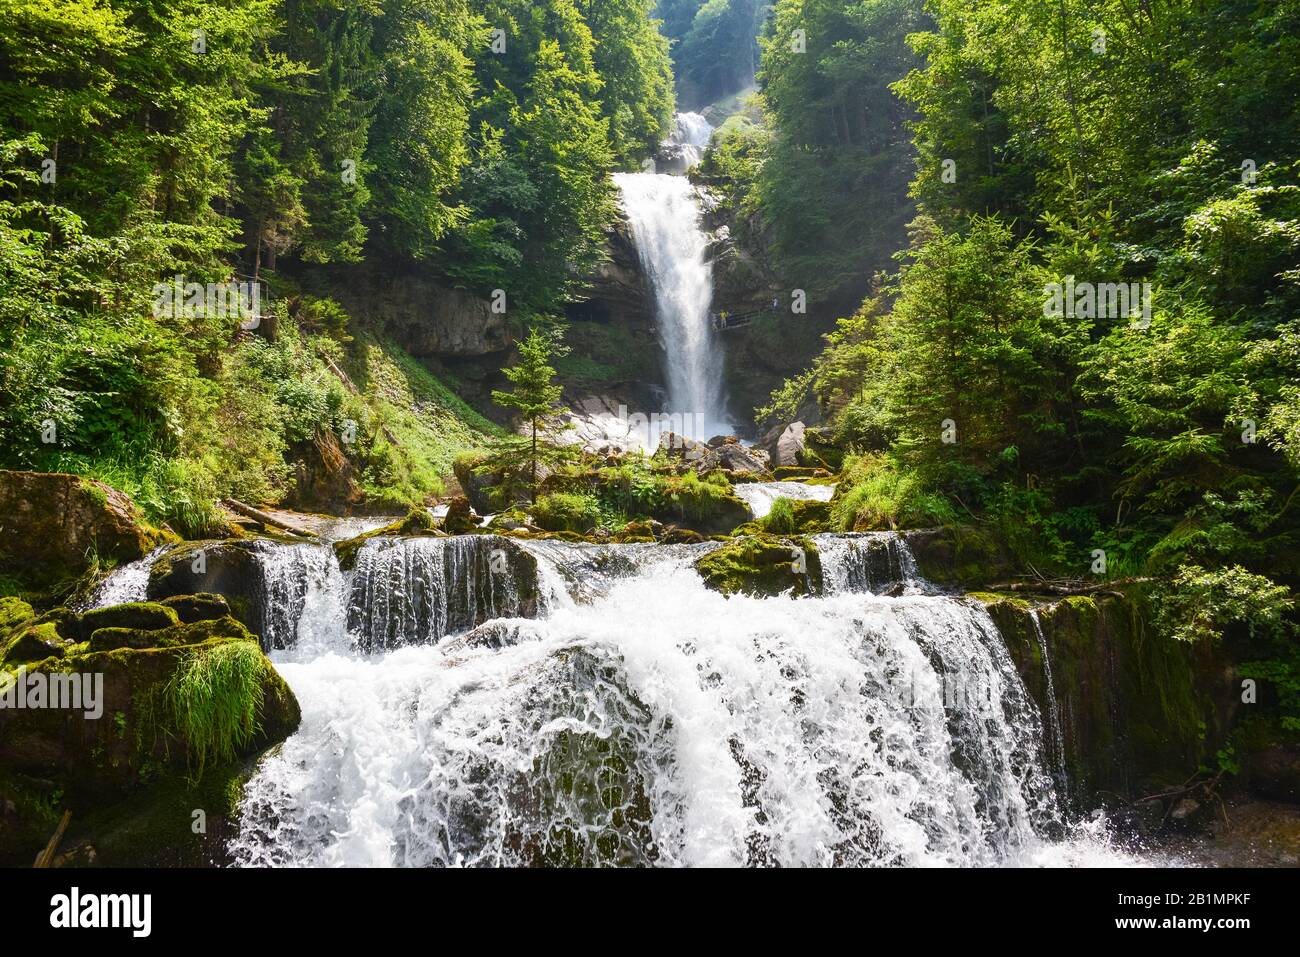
[491,328,570,500]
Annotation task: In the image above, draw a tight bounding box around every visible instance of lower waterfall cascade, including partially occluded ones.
[82,531,1175,867]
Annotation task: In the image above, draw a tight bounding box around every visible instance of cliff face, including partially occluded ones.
[298,262,511,359]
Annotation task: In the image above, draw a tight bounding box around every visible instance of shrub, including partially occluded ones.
[832,454,956,530]
[761,497,798,534]
[532,492,602,533]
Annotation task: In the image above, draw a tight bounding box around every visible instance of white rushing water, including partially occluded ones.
[735,480,837,520]
[81,545,169,609]
[659,111,713,170]
[226,532,1164,868]
[615,119,730,442]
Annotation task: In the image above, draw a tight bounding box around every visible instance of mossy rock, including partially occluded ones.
[761,498,831,534]
[32,606,82,642]
[694,535,823,597]
[86,622,203,653]
[798,427,844,470]
[48,762,256,867]
[651,488,751,536]
[80,601,179,635]
[904,525,1015,589]
[3,621,67,664]
[0,469,178,589]
[772,466,833,481]
[981,589,1224,811]
[0,596,34,635]
[147,541,261,622]
[0,615,300,805]
[442,496,479,534]
[159,593,231,624]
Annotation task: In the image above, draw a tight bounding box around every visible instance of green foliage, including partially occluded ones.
[0,0,674,522]
[493,327,570,500]
[164,641,270,778]
[660,0,767,108]
[759,496,796,533]
[533,491,603,533]
[661,469,741,523]
[1157,566,1294,645]
[831,454,955,531]
[753,0,923,299]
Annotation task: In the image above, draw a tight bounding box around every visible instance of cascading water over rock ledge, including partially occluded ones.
[614,114,730,442]
[224,531,1152,867]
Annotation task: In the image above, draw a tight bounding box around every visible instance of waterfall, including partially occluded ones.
[346,536,538,651]
[615,143,730,441]
[228,531,1157,867]
[1028,609,1068,797]
[81,545,169,609]
[657,111,713,171]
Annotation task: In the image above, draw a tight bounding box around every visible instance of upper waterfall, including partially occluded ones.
[614,171,729,440]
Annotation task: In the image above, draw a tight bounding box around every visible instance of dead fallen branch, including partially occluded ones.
[222,499,318,539]
[33,809,71,868]
[985,576,1155,596]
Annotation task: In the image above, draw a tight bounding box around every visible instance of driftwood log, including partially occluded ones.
[222,499,318,539]
[985,576,1155,596]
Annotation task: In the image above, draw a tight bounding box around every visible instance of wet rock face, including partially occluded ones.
[980,591,1232,812]
[147,541,264,635]
[0,469,175,588]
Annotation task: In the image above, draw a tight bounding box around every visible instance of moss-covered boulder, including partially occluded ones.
[442,495,479,534]
[905,525,1016,589]
[799,426,844,470]
[3,622,68,664]
[80,601,179,635]
[145,540,263,629]
[772,466,834,481]
[758,497,832,535]
[651,476,752,536]
[0,615,299,805]
[0,596,34,634]
[159,593,231,624]
[694,535,823,597]
[0,470,176,589]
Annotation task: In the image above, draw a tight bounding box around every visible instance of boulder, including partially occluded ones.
[694,535,823,598]
[715,443,769,475]
[3,622,67,664]
[80,601,179,635]
[159,593,231,624]
[659,432,770,477]
[443,496,479,535]
[776,422,807,466]
[0,615,300,799]
[760,422,806,468]
[453,452,500,513]
[1246,747,1300,804]
[0,470,175,588]
[146,541,263,633]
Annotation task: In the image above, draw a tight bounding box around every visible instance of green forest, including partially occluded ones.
[2,0,1300,872]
